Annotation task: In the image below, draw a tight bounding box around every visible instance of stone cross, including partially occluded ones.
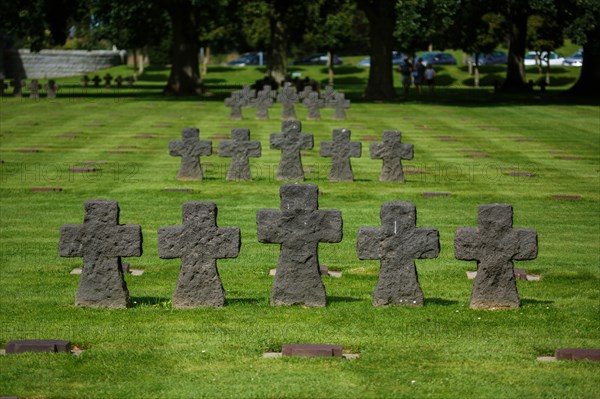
[224,91,245,120]
[455,204,537,309]
[357,201,439,306]
[329,92,350,120]
[158,202,240,307]
[257,183,342,307]
[28,80,40,100]
[302,91,325,120]
[270,120,314,181]
[44,80,58,98]
[59,200,142,308]
[299,85,314,100]
[81,75,90,88]
[92,75,101,87]
[370,130,414,182]
[126,76,135,87]
[252,85,275,120]
[319,128,362,182]
[103,73,113,87]
[169,127,212,180]
[115,75,124,88]
[0,79,7,96]
[218,128,262,181]
[11,79,23,97]
[277,84,299,120]
[320,86,336,102]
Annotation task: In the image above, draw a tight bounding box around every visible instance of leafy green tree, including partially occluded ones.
[527,14,564,82]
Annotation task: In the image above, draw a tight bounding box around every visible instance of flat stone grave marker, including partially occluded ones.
[361,135,378,141]
[28,80,40,99]
[56,132,82,139]
[154,122,172,128]
[283,344,343,358]
[117,145,138,149]
[59,200,142,308]
[209,134,230,140]
[436,135,456,141]
[31,187,63,192]
[257,184,342,307]
[319,128,361,182]
[270,120,314,181]
[163,188,194,192]
[218,128,261,181]
[169,127,212,180]
[45,80,58,98]
[5,340,71,354]
[550,194,582,200]
[422,192,451,197]
[302,91,325,120]
[557,156,582,160]
[455,204,538,309]
[158,202,240,307]
[84,122,104,128]
[15,148,40,153]
[269,266,341,278]
[133,133,158,139]
[358,201,439,306]
[252,85,275,120]
[508,171,536,177]
[69,167,97,173]
[370,130,414,182]
[555,348,600,361]
[70,262,143,276]
[106,150,131,154]
[277,84,299,120]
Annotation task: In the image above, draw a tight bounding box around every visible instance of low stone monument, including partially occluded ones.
[370,130,414,182]
[257,184,343,307]
[224,91,246,120]
[59,200,142,308]
[270,120,314,181]
[302,91,324,120]
[103,73,113,87]
[218,128,262,181]
[320,86,337,102]
[277,84,299,120]
[115,75,124,88]
[28,80,40,100]
[45,80,59,98]
[81,75,90,88]
[92,75,101,87]
[252,85,275,120]
[126,76,135,88]
[330,92,350,120]
[158,202,240,307]
[455,204,538,309]
[319,128,362,182]
[358,201,439,306]
[168,127,212,180]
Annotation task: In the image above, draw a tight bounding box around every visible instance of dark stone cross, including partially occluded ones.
[103,73,113,87]
[257,184,342,307]
[92,75,101,87]
[277,84,299,120]
[158,202,240,307]
[59,200,142,308]
[320,86,336,102]
[252,85,275,120]
[299,85,314,100]
[319,128,362,182]
[455,204,538,309]
[302,91,325,120]
[357,201,439,306]
[81,75,90,88]
[45,80,58,98]
[270,120,314,181]
[370,130,414,182]
[126,76,135,87]
[169,127,212,180]
[218,128,262,181]
[115,75,124,88]
[28,80,40,100]
[0,79,7,96]
[224,91,245,120]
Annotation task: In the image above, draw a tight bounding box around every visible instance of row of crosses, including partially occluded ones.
[0,79,59,99]
[169,121,413,182]
[225,85,350,121]
[59,185,537,310]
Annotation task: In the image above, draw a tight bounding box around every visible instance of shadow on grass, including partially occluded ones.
[425,297,459,306]
[226,297,265,306]
[521,298,554,306]
[328,296,365,304]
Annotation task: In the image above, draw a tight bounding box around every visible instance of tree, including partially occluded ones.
[527,14,564,83]
[565,0,600,95]
[357,0,396,100]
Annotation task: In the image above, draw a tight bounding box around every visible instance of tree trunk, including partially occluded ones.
[201,46,210,80]
[163,2,202,96]
[327,51,334,86]
[566,35,600,96]
[502,5,529,91]
[268,14,287,84]
[358,0,396,100]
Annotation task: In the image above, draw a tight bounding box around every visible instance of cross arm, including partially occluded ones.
[158,225,184,259]
[256,209,285,243]
[350,141,362,158]
[112,225,143,257]
[247,141,262,157]
[369,142,385,160]
[400,143,414,160]
[197,140,212,156]
[317,210,343,243]
[300,134,314,150]
[270,133,284,150]
[213,227,241,259]
[168,140,184,156]
[357,227,381,260]
[414,228,440,259]
[512,228,538,260]
[217,140,234,157]
[454,227,479,261]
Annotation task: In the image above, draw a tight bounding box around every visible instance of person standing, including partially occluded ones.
[399,58,413,96]
[414,57,425,94]
[425,63,436,94]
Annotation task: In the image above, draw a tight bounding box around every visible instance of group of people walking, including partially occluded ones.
[399,57,436,95]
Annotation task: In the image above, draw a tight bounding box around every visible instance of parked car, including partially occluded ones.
[563,49,583,67]
[226,52,265,66]
[471,51,507,65]
[524,51,564,66]
[357,52,406,67]
[418,52,457,65]
[292,53,343,65]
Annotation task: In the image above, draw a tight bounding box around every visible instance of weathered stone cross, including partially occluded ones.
[370,130,414,182]
[277,84,299,120]
[270,120,314,181]
[224,91,245,120]
[319,128,362,182]
[169,127,212,180]
[330,92,350,120]
[357,201,439,306]
[455,204,537,309]
[59,200,142,308]
[252,85,275,120]
[158,202,240,307]
[302,91,325,120]
[218,128,262,181]
[28,80,40,100]
[257,184,342,307]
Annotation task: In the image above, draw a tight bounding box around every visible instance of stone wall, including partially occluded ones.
[2,49,124,79]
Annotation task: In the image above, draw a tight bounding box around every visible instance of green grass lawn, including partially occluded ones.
[0,64,598,398]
